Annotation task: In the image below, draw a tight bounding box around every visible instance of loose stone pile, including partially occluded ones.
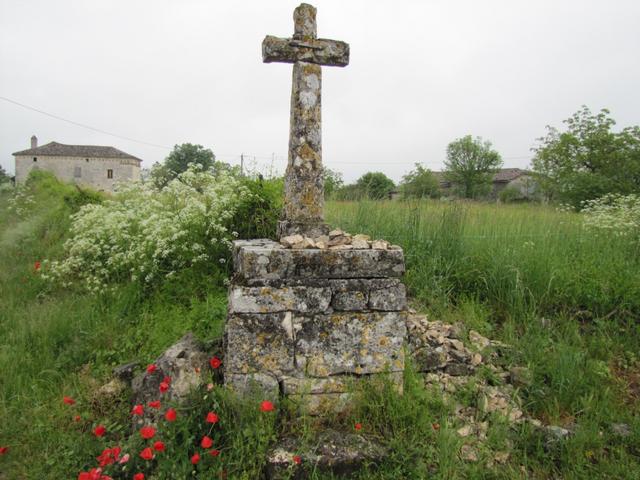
[279,229,400,251]
[224,237,408,414]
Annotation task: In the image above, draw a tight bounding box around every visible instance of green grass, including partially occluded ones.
[1,180,639,478]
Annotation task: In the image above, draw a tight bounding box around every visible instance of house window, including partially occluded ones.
[74,167,82,178]
[107,169,113,179]
[33,157,37,162]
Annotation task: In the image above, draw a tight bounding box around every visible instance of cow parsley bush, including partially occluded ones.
[581,193,640,240]
[44,166,251,292]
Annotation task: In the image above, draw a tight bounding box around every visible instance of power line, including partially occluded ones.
[0,95,172,150]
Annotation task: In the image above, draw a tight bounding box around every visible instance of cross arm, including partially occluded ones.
[262,35,349,67]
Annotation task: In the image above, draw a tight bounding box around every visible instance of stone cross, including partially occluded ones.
[263,3,349,238]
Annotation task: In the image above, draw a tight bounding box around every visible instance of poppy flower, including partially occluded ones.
[162,376,171,384]
[74,415,81,422]
[200,435,213,448]
[260,400,275,412]
[97,447,119,467]
[78,468,104,480]
[209,356,222,369]
[140,448,154,461]
[131,404,144,416]
[431,423,440,431]
[293,455,302,464]
[165,408,177,422]
[191,452,201,465]
[153,441,165,452]
[93,425,106,437]
[206,412,219,424]
[159,382,169,393]
[133,474,145,480]
[354,423,362,431]
[63,396,76,405]
[140,426,156,440]
[146,364,157,374]
[0,446,8,455]
[209,449,220,457]
[118,453,130,464]
[34,261,41,271]
[148,400,161,409]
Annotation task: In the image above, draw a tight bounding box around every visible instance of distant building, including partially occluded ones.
[435,168,537,200]
[13,136,141,191]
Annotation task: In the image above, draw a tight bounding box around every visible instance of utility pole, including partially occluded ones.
[240,153,244,177]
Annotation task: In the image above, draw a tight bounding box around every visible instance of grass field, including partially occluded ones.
[1,183,639,478]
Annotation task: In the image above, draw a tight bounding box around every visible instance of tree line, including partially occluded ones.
[138,106,640,209]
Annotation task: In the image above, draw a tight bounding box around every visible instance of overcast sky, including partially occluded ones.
[1,0,639,182]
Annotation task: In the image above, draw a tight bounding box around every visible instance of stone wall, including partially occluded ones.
[15,155,140,191]
[224,239,408,414]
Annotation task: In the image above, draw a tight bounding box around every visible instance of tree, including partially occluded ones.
[0,165,9,184]
[149,143,233,188]
[400,163,440,199]
[355,172,395,200]
[323,167,344,199]
[444,135,502,199]
[532,106,640,208]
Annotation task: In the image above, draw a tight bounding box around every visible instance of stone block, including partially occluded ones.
[369,280,407,311]
[229,285,331,314]
[233,240,404,282]
[225,313,296,377]
[225,373,280,399]
[295,312,406,376]
[328,278,406,311]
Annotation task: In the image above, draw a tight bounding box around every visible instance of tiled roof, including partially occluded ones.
[13,142,141,161]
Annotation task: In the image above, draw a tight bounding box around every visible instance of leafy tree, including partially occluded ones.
[532,106,640,208]
[444,135,502,199]
[0,165,9,184]
[334,183,364,201]
[150,143,215,187]
[323,167,344,199]
[355,172,395,200]
[400,163,440,199]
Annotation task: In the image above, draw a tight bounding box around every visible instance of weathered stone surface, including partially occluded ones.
[262,35,350,67]
[229,285,331,314]
[131,333,209,405]
[295,312,406,376]
[265,430,386,479]
[234,240,405,281]
[328,278,406,311]
[369,280,406,311]
[224,313,296,377]
[225,373,280,399]
[113,362,139,383]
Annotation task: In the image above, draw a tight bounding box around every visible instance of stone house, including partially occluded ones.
[436,168,537,200]
[13,136,141,191]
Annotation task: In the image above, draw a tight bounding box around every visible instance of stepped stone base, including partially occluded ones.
[224,239,408,413]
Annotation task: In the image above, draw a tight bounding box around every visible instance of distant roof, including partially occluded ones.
[433,168,530,185]
[12,142,141,162]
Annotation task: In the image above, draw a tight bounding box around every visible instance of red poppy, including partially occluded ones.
[293,455,302,465]
[148,400,161,409]
[153,441,165,452]
[354,423,362,431]
[131,404,144,416]
[209,356,222,369]
[93,425,106,437]
[140,426,156,440]
[209,449,221,457]
[165,408,177,422]
[34,261,41,271]
[133,474,145,480]
[159,382,169,393]
[146,364,157,374]
[74,415,81,422]
[139,448,154,461]
[206,412,219,424]
[0,446,8,455]
[191,452,201,465]
[260,400,275,412]
[63,396,76,405]
[97,447,120,467]
[431,423,440,431]
[162,376,171,384]
[200,436,213,449]
[78,468,105,480]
